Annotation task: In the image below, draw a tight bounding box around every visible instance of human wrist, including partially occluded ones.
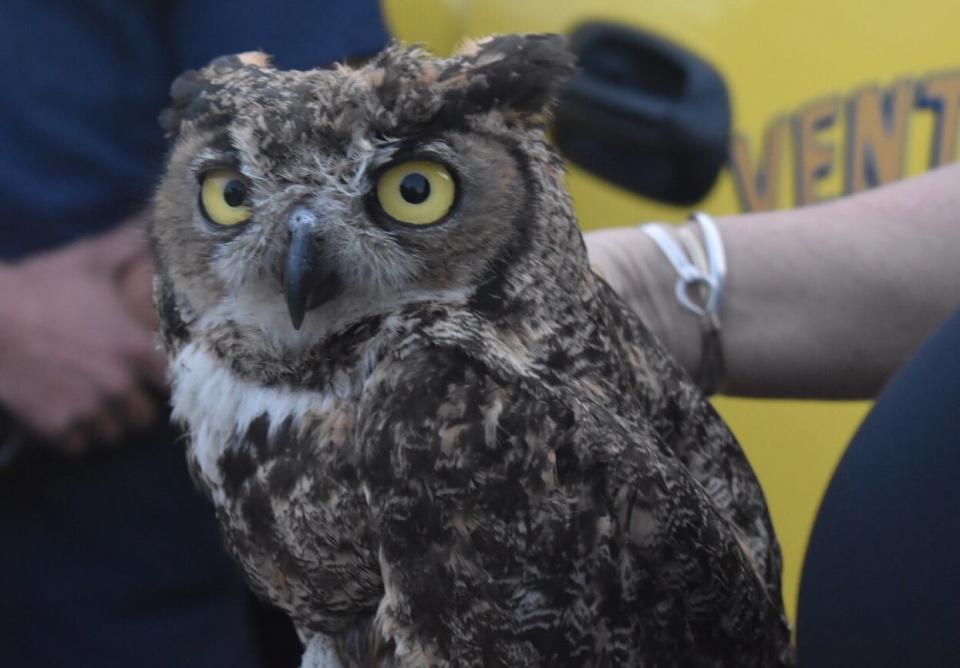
[633,228,702,374]
[640,215,727,392]
[587,226,702,374]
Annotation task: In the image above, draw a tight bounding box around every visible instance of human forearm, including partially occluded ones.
[588,164,960,399]
[718,165,960,398]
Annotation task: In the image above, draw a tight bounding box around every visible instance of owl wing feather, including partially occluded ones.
[357,345,792,667]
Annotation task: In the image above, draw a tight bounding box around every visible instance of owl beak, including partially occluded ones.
[283,209,340,330]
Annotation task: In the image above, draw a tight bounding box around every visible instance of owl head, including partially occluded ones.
[151,35,580,354]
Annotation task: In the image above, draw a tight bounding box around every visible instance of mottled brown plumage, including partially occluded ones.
[151,35,793,666]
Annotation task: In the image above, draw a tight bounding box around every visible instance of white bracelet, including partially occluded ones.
[640,212,727,394]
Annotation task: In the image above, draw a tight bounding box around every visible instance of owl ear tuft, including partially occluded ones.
[437,33,576,123]
[159,51,274,137]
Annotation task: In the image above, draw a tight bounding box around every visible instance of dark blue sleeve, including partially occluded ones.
[172,0,391,71]
[797,308,960,667]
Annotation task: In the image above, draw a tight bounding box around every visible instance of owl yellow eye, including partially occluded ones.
[200,170,253,226]
[375,161,455,226]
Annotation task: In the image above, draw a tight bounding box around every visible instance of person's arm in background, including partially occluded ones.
[587,163,960,399]
[0,221,164,452]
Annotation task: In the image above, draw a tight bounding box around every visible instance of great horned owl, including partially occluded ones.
[151,35,793,667]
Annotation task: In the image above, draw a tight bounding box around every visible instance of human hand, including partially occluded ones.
[117,251,159,331]
[0,224,167,453]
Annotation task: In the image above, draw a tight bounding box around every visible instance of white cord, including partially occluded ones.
[639,212,727,394]
[640,214,726,319]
